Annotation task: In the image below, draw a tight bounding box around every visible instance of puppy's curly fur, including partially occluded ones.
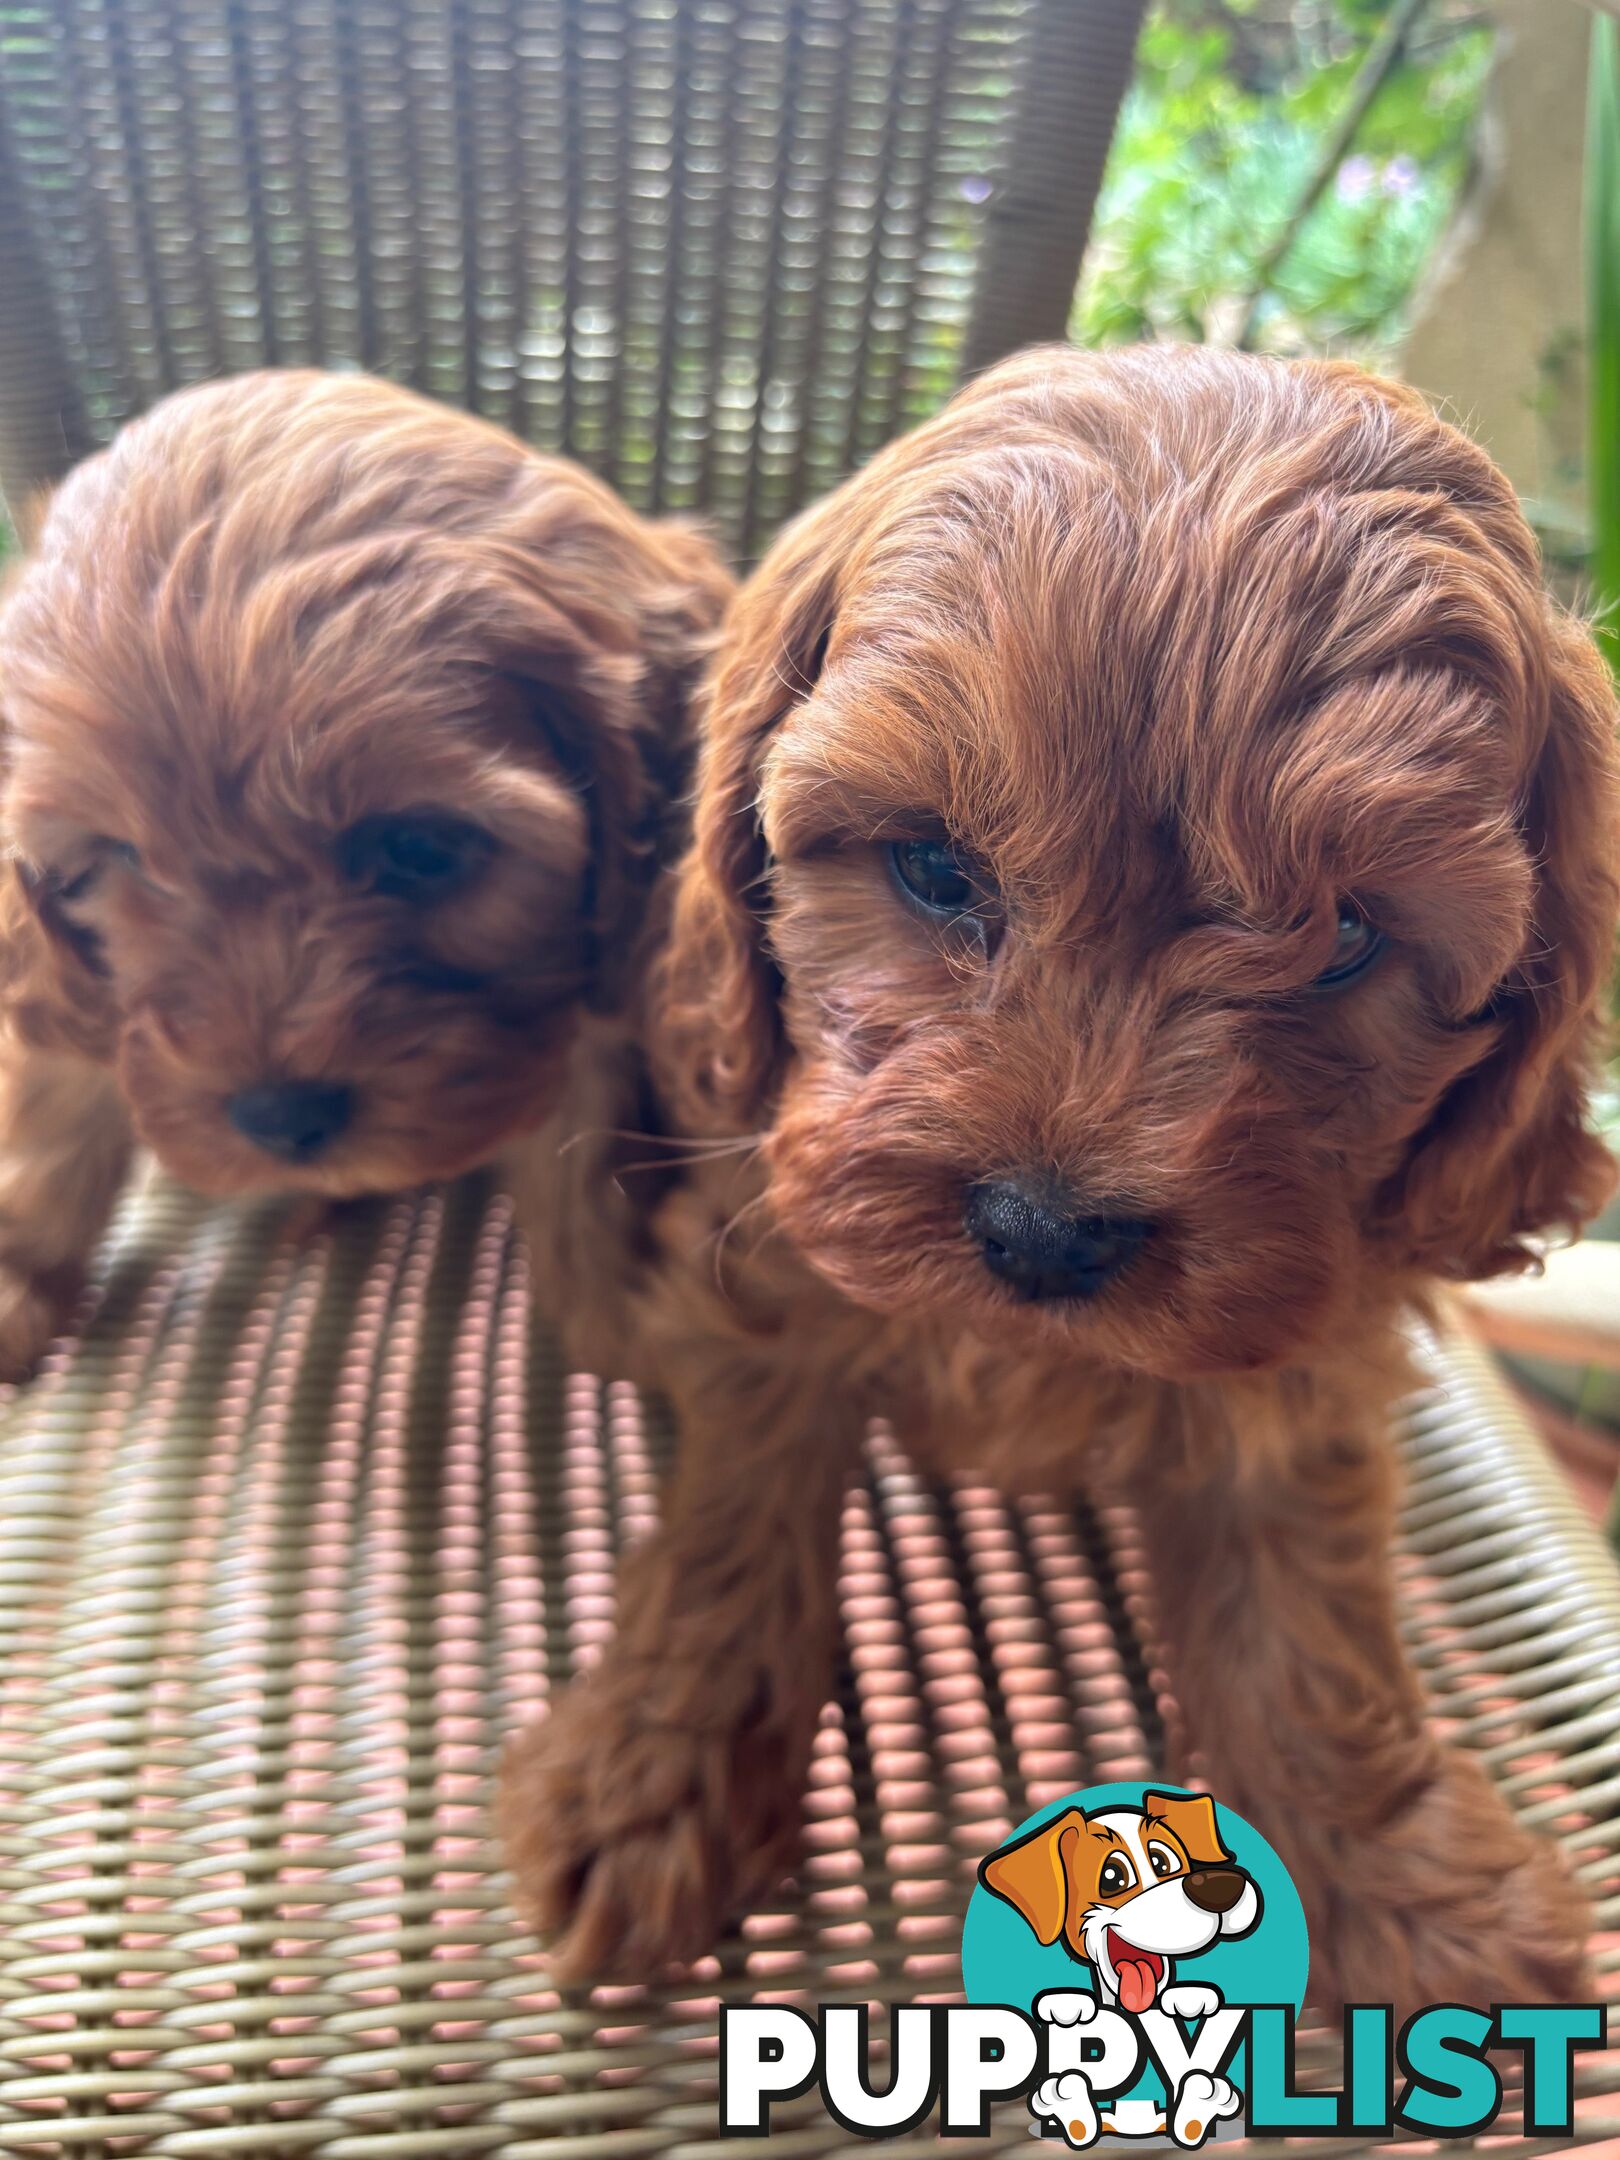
[504,346,1620,2016]
[0,368,731,1376]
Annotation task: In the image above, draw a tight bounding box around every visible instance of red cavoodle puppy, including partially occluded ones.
[505,345,1619,2018]
[0,368,731,1377]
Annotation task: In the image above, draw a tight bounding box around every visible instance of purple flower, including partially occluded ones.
[1382,154,1420,198]
[1336,154,1376,204]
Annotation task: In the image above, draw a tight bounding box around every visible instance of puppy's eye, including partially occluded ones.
[337,813,494,902]
[55,839,141,905]
[1146,1841,1181,1881]
[1312,903,1384,990]
[1098,1855,1137,1898]
[890,837,987,918]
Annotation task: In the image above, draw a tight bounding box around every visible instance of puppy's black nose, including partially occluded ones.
[227,1081,354,1162]
[1184,1867,1248,1916]
[964,1179,1151,1302]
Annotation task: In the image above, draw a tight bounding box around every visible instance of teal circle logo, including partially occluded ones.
[962,1783,1308,2144]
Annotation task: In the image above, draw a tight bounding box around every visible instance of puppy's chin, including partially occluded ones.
[764,1059,1360,1381]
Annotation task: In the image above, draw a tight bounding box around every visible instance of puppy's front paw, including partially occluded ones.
[498,1657,807,1981]
[0,1258,77,1383]
[1307,1753,1591,2019]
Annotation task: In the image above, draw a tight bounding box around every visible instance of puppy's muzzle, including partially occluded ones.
[964,1178,1152,1302]
[1183,1866,1249,1916]
[228,1080,355,1163]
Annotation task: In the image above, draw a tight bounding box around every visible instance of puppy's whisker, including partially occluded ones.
[555,1124,764,1161]
[611,1145,761,1179]
[707,1185,775,1290]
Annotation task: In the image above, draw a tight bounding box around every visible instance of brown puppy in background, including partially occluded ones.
[507,346,1619,2016]
[0,369,731,1378]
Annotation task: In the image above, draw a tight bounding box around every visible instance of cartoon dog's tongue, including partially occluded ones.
[1116,1957,1157,2013]
[1106,1933,1163,2013]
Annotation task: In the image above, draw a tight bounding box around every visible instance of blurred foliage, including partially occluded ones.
[1583,11,1619,1390]
[1588,10,1620,673]
[1586,18,1620,1216]
[1075,0,1492,358]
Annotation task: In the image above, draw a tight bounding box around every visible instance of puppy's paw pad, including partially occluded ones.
[1172,2070,1240,2148]
[1159,1983,1223,2021]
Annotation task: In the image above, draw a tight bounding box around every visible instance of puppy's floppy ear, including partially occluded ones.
[0,856,117,1062]
[977,1807,1089,1947]
[657,489,856,1124]
[1141,1790,1233,1870]
[0,567,119,1060]
[1389,611,1620,1279]
[475,476,733,1012]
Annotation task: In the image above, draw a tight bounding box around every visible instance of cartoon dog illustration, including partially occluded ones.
[980,1791,1259,2147]
[979,1789,1260,2011]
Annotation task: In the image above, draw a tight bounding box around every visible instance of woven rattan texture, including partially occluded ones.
[0,0,1043,553]
[0,1170,1616,2155]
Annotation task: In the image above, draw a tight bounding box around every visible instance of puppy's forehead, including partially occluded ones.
[806,435,1530,917]
[2,595,582,891]
[2,418,608,866]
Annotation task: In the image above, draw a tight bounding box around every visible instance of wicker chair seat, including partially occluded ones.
[0,1173,1616,2154]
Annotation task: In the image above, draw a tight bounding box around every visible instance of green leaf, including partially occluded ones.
[1075,5,1490,361]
